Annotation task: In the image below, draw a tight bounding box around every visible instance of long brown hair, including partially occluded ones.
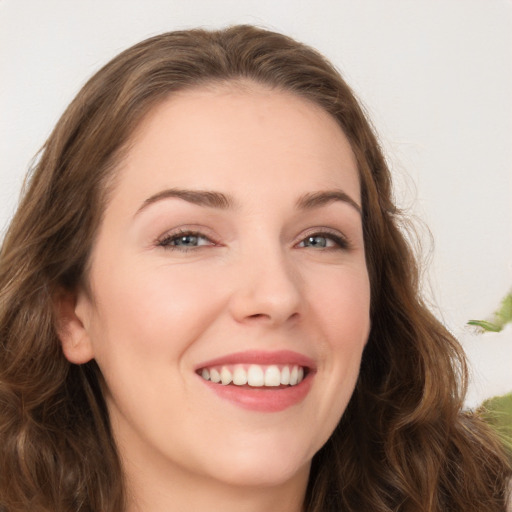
[0,25,510,511]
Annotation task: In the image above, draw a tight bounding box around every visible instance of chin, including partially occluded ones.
[196,436,314,489]
[213,457,311,489]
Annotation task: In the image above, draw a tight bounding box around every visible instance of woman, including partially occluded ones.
[0,25,509,512]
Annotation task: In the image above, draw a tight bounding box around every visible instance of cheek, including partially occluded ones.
[88,261,227,365]
[306,266,370,425]
[311,265,371,347]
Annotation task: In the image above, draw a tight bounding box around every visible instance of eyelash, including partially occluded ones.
[297,230,350,250]
[156,229,217,251]
[156,229,350,252]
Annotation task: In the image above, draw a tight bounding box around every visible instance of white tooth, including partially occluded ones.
[220,367,232,385]
[280,366,291,385]
[232,366,248,386]
[247,365,264,387]
[289,366,299,386]
[264,365,281,387]
[297,367,304,383]
[201,368,210,381]
[210,368,221,383]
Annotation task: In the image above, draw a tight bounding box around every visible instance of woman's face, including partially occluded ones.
[65,84,370,493]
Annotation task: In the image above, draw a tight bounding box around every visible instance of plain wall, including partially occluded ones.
[1,0,511,407]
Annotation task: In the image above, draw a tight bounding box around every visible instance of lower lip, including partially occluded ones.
[200,373,314,412]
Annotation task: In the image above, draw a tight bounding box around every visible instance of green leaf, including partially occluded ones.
[478,393,512,460]
[496,293,512,325]
[467,320,502,332]
[467,290,512,333]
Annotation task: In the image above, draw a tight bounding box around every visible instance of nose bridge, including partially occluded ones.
[229,236,302,324]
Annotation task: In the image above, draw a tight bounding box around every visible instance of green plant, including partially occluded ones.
[468,290,512,333]
[468,290,512,459]
[478,393,512,460]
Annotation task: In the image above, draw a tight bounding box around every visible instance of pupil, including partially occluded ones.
[178,235,197,246]
[307,236,326,248]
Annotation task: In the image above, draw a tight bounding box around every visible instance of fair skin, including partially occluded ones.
[58,83,371,512]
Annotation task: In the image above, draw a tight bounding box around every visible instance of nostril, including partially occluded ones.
[246,311,299,323]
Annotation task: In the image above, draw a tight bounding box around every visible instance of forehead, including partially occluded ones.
[113,82,360,207]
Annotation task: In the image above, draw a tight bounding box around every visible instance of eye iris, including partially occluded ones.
[305,235,327,248]
[175,234,199,246]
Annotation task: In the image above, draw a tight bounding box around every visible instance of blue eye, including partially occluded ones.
[302,235,329,248]
[157,231,213,250]
[298,233,348,250]
[171,234,201,247]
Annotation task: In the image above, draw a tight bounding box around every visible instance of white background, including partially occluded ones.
[1,0,511,407]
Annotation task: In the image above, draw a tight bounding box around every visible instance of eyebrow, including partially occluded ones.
[136,187,361,215]
[136,188,234,215]
[296,190,362,215]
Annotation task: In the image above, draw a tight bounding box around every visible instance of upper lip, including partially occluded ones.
[195,350,316,371]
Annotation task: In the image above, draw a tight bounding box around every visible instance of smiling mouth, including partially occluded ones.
[197,364,307,388]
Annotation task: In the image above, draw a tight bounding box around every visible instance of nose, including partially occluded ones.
[228,246,302,326]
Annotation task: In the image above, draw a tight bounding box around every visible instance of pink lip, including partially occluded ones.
[195,350,316,371]
[195,350,316,413]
